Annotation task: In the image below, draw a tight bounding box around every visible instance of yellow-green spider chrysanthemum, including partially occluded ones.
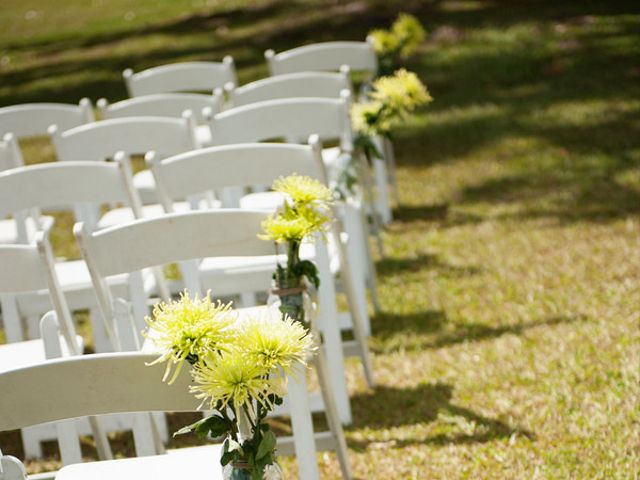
[272,175,333,207]
[144,291,237,384]
[350,100,391,136]
[235,310,315,376]
[372,69,433,114]
[190,352,272,413]
[259,206,331,244]
[369,28,401,55]
[391,13,426,57]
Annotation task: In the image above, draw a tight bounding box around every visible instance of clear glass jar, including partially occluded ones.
[222,461,283,480]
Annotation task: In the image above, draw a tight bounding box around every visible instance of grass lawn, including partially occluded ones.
[1,0,639,478]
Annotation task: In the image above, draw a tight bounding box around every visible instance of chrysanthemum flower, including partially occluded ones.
[391,13,426,57]
[235,310,315,376]
[273,175,333,206]
[372,69,433,114]
[258,191,332,244]
[190,352,272,413]
[144,292,237,384]
[369,28,401,55]
[259,214,314,243]
[350,100,391,136]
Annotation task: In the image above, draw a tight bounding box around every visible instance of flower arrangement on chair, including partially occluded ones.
[259,174,334,326]
[369,13,426,76]
[144,292,316,480]
[348,68,433,185]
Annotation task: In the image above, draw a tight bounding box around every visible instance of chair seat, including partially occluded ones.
[196,124,212,146]
[56,444,223,480]
[131,170,158,204]
[0,335,84,373]
[239,191,285,211]
[322,146,351,170]
[16,260,143,316]
[0,216,54,244]
[198,240,339,296]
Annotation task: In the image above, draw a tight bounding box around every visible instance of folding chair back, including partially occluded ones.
[0,99,94,139]
[0,351,194,429]
[51,115,199,162]
[149,140,325,209]
[0,235,77,353]
[75,209,273,338]
[205,96,353,149]
[97,92,223,124]
[227,71,352,107]
[123,59,237,97]
[265,41,377,77]
[0,161,140,221]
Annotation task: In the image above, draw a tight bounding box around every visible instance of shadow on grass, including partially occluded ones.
[349,382,534,448]
[393,203,449,222]
[376,253,482,278]
[371,313,585,353]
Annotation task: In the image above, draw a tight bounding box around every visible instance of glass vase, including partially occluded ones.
[271,276,307,326]
[222,461,283,480]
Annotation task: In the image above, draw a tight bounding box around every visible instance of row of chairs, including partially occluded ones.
[0,40,390,480]
[1,143,369,479]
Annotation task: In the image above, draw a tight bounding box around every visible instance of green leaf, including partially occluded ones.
[173,417,209,437]
[294,260,320,288]
[256,431,277,460]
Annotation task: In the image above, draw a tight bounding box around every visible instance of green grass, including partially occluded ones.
[1,0,639,478]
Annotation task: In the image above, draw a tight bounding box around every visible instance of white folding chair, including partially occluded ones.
[148,139,375,370]
[75,210,356,479]
[0,99,93,243]
[123,58,237,97]
[0,136,45,245]
[266,40,401,208]
[224,68,395,225]
[0,100,94,142]
[97,92,223,147]
[0,160,165,350]
[206,94,391,226]
[0,162,169,462]
[203,96,382,304]
[0,234,115,464]
[226,69,353,107]
[0,352,214,480]
[50,114,200,208]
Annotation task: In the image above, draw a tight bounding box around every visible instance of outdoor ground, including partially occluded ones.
[0,0,639,478]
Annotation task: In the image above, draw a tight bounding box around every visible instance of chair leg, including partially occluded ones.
[373,158,393,225]
[356,154,385,257]
[0,294,24,343]
[355,203,382,314]
[89,307,114,353]
[313,352,353,480]
[25,315,40,340]
[288,374,320,480]
[383,137,400,206]
[88,416,113,461]
[132,413,160,457]
[334,245,376,388]
[56,419,83,465]
[20,427,44,460]
[315,242,352,425]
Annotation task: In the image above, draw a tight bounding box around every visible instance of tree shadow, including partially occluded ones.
[376,253,482,278]
[371,310,448,337]
[371,313,585,353]
[348,382,534,449]
[393,203,449,222]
